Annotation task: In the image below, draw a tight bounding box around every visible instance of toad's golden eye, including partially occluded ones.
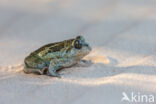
[74,40,82,49]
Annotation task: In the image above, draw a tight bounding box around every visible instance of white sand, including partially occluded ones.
[0,0,156,104]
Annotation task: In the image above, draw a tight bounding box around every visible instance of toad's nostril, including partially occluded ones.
[84,43,89,47]
[88,46,92,51]
[84,43,92,51]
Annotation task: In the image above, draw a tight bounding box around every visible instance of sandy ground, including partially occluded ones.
[0,0,156,104]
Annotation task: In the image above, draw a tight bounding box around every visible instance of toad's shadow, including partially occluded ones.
[59,56,156,78]
[18,56,156,80]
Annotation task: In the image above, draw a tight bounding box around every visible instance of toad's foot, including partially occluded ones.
[48,58,74,78]
[47,69,62,78]
[76,60,92,67]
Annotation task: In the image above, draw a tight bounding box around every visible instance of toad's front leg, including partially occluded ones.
[47,58,74,78]
[47,59,63,78]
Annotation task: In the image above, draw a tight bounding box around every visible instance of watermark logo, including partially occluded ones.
[121,92,155,103]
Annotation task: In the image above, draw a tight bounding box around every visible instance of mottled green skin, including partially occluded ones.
[24,36,91,77]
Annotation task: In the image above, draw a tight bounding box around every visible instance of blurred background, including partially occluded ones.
[0,0,156,104]
[0,0,156,65]
[0,0,155,66]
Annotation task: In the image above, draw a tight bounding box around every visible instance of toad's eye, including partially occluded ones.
[74,40,82,49]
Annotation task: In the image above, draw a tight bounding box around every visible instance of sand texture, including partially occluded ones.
[0,0,156,104]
